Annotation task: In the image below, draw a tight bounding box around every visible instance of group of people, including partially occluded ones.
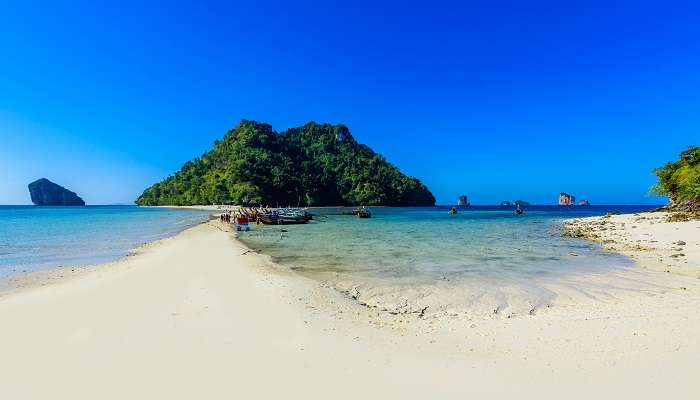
[220,212,232,223]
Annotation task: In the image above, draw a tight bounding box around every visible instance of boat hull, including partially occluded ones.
[256,216,309,225]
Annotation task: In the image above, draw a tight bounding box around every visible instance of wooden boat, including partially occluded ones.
[239,206,314,225]
[256,212,309,225]
[357,207,372,218]
[277,207,313,221]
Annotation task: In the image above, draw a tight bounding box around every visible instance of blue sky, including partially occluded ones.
[1,1,698,205]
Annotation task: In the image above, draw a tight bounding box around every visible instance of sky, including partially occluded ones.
[1,1,698,205]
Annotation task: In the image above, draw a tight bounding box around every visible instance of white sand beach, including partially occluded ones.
[565,211,700,277]
[1,214,699,399]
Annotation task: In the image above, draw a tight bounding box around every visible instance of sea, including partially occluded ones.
[237,205,660,314]
[0,204,659,313]
[240,205,656,280]
[0,206,211,279]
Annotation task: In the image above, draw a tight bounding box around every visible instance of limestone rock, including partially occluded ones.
[28,178,85,206]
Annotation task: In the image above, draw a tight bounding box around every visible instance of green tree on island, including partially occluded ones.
[652,146,700,209]
[136,120,436,207]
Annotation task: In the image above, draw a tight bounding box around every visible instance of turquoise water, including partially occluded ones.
[0,206,210,279]
[0,204,658,314]
[238,206,656,309]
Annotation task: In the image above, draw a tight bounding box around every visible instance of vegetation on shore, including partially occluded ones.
[136,120,435,207]
[652,146,699,212]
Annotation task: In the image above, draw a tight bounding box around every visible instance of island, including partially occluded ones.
[28,178,85,206]
[136,120,436,206]
[457,195,469,206]
[513,200,530,206]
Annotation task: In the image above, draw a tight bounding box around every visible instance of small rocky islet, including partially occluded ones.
[28,178,85,206]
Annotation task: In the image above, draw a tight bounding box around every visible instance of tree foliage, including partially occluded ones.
[136,120,436,206]
[652,146,700,203]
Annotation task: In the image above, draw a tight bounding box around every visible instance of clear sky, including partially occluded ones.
[1,1,698,205]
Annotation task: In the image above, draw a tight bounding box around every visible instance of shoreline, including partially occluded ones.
[0,208,218,295]
[1,213,699,397]
[0,220,214,298]
[4,209,698,316]
[4,210,698,315]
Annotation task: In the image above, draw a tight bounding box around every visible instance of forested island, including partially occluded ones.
[136,120,436,206]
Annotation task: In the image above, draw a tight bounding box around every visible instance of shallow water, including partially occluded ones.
[0,204,661,315]
[0,206,210,278]
[239,206,655,281]
[239,205,658,315]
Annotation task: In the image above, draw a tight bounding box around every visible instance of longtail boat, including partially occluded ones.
[237,206,313,225]
[357,207,372,218]
[256,213,309,225]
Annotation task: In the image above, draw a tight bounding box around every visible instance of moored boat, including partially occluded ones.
[256,212,310,225]
[357,207,372,218]
[277,207,313,221]
[239,206,312,225]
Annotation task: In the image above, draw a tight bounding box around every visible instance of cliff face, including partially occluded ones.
[28,178,85,206]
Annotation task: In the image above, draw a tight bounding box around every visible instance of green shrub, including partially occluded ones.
[652,146,700,203]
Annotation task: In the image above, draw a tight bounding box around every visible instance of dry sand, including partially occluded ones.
[1,214,699,399]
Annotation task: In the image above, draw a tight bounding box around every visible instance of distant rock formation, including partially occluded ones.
[500,201,511,206]
[28,178,85,206]
[514,200,530,206]
[457,195,469,206]
[578,199,590,206]
[558,192,575,206]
